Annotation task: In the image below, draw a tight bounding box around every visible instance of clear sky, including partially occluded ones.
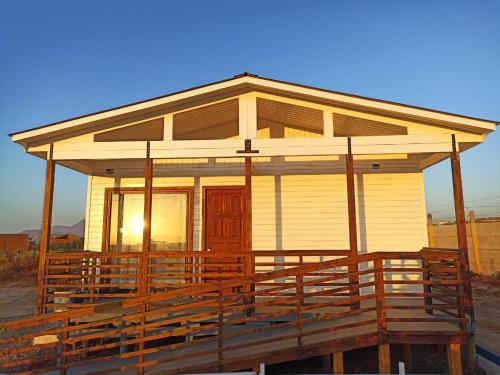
[0,0,499,232]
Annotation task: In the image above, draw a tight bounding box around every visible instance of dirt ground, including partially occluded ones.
[472,276,500,353]
[0,278,36,321]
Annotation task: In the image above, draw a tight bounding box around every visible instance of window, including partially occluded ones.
[106,188,192,252]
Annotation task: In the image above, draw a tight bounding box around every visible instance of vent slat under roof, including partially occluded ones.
[94,118,164,142]
[332,113,408,136]
[257,98,323,138]
[173,99,239,140]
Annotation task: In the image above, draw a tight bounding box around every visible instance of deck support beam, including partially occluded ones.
[332,351,344,374]
[378,344,391,374]
[36,144,55,315]
[346,137,360,310]
[448,343,463,375]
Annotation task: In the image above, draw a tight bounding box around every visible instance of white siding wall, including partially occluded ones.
[85,171,427,253]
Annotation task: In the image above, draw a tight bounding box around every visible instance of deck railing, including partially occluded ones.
[39,250,350,313]
[0,249,469,374]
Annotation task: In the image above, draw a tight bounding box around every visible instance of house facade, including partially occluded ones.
[11,73,495,258]
[4,73,497,374]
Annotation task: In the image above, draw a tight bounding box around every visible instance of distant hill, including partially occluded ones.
[20,219,85,241]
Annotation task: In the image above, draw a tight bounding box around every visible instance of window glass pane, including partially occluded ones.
[108,191,189,252]
[109,193,144,252]
[151,193,188,251]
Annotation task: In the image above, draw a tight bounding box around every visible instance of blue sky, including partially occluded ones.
[0,0,499,232]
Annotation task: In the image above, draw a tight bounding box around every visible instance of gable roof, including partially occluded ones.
[10,72,498,147]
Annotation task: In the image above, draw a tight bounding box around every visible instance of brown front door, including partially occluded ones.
[204,187,247,282]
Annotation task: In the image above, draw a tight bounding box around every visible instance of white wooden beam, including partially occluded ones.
[48,134,459,161]
[248,94,257,139]
[323,111,333,137]
[350,134,453,154]
[163,114,173,141]
[239,94,257,139]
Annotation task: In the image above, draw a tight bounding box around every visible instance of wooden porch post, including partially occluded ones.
[245,157,252,257]
[451,135,469,270]
[450,135,473,316]
[138,142,153,375]
[36,144,56,315]
[378,344,391,374]
[141,142,153,297]
[346,137,360,310]
[448,343,463,375]
[332,352,344,374]
[245,157,254,308]
[450,135,476,371]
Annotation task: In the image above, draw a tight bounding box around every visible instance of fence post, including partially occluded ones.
[138,302,146,375]
[88,255,96,305]
[469,210,481,274]
[455,258,467,332]
[427,213,434,247]
[245,252,255,315]
[296,274,304,347]
[422,256,433,315]
[374,258,386,333]
[299,256,305,306]
[218,287,224,372]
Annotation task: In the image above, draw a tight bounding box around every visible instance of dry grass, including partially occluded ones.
[0,251,38,281]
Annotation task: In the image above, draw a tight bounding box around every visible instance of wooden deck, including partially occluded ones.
[60,297,462,375]
[0,249,471,374]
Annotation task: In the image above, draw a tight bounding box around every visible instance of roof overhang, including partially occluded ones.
[10,73,498,150]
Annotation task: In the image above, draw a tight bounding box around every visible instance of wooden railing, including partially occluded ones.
[1,249,469,374]
[39,250,349,313]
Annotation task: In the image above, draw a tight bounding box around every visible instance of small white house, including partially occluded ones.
[6,73,497,374]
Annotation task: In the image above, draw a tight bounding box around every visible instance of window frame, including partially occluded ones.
[101,186,194,253]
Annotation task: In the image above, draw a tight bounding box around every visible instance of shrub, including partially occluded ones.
[0,250,38,281]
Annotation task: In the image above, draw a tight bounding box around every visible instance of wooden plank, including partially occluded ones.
[36,144,55,315]
[378,344,391,374]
